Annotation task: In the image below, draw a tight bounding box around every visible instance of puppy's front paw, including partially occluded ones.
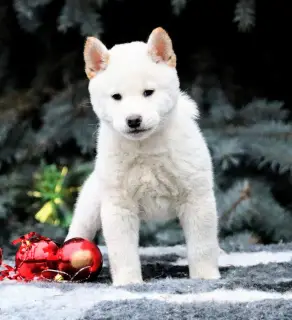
[113,276,143,287]
[111,268,143,287]
[189,265,221,280]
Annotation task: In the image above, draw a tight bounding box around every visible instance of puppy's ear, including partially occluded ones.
[147,27,176,68]
[84,37,109,79]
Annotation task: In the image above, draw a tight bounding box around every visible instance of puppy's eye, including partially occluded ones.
[143,89,155,97]
[112,93,122,101]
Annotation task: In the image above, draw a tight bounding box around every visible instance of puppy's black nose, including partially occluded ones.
[127,115,142,129]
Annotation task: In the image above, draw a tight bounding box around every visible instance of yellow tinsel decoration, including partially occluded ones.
[29,166,70,226]
[34,200,61,225]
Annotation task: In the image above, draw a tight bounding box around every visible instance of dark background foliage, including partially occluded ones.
[1,0,292,253]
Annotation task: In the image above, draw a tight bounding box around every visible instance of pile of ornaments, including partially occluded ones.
[0,232,103,282]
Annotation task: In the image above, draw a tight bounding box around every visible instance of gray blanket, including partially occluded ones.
[1,241,292,320]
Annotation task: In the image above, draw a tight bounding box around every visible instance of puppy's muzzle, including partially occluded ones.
[126,114,142,129]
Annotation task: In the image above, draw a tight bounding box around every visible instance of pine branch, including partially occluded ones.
[58,0,104,36]
[202,96,292,176]
[37,81,97,155]
[199,103,236,129]
[233,0,255,32]
[13,0,54,32]
[0,164,35,218]
[171,0,188,15]
[206,128,292,176]
[245,136,292,174]
[0,89,44,167]
[217,178,292,243]
[217,180,252,234]
[201,99,288,130]
[219,180,251,225]
[210,137,247,171]
[222,120,292,138]
[248,180,292,243]
[237,99,288,123]
[0,89,40,114]
[0,119,39,168]
[0,112,18,150]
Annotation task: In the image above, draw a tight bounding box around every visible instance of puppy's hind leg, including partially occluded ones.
[66,171,101,241]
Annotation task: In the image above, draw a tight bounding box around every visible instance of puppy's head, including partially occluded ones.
[84,27,180,141]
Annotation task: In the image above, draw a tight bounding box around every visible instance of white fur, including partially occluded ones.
[66,28,221,286]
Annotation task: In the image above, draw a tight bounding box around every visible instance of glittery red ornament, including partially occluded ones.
[12,232,59,281]
[54,238,103,282]
[0,247,20,281]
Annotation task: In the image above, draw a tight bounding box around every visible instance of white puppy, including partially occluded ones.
[66,27,221,286]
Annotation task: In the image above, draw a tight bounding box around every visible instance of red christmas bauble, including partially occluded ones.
[12,232,59,281]
[55,238,103,282]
